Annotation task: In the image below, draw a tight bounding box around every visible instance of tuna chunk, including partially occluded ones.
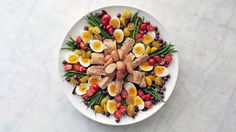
[127,71,145,86]
[140,77,147,88]
[121,38,135,54]
[86,66,106,76]
[98,71,116,89]
[103,39,117,55]
[91,53,104,65]
[124,53,135,63]
[115,79,123,93]
[132,54,149,68]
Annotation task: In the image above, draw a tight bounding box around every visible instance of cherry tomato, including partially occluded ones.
[138,89,144,97]
[80,42,87,49]
[141,95,147,100]
[76,36,82,44]
[164,54,172,63]
[159,58,166,66]
[116,102,122,109]
[92,84,99,91]
[82,94,88,100]
[154,55,161,63]
[140,23,147,31]
[102,20,109,26]
[144,101,153,109]
[106,25,113,31]
[79,66,86,72]
[121,90,128,98]
[147,25,154,32]
[73,64,80,71]
[119,105,127,114]
[114,110,122,119]
[148,58,157,66]
[102,14,111,23]
[135,34,143,41]
[114,95,122,102]
[64,64,72,71]
[146,94,151,101]
[86,89,93,97]
[108,27,113,35]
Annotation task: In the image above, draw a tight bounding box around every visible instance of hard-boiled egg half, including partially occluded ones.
[107,81,119,97]
[81,30,92,42]
[124,82,137,97]
[133,96,144,109]
[106,100,117,114]
[142,31,155,44]
[78,56,90,67]
[154,66,169,77]
[110,17,120,29]
[139,62,153,71]
[65,52,79,64]
[89,40,104,52]
[88,76,101,85]
[75,83,89,95]
[113,29,124,43]
[132,43,145,58]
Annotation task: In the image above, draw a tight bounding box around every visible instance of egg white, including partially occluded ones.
[64,52,79,64]
[133,96,145,109]
[81,30,92,42]
[110,17,120,29]
[75,83,89,95]
[124,82,137,97]
[132,43,145,58]
[154,66,169,77]
[89,40,104,52]
[88,76,101,86]
[139,62,153,71]
[113,29,124,43]
[106,100,117,114]
[107,81,118,97]
[78,56,91,67]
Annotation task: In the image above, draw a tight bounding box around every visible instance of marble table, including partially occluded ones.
[0,0,236,132]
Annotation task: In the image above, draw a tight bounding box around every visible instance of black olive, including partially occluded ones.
[84,26,88,30]
[154,26,158,31]
[117,13,121,18]
[106,112,110,117]
[115,118,120,123]
[66,77,71,82]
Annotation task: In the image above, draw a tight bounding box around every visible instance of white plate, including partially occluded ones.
[58,5,179,126]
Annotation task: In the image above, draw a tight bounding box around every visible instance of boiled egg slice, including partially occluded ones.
[75,83,89,95]
[106,100,117,114]
[113,29,124,43]
[88,76,101,85]
[139,62,153,71]
[132,43,145,58]
[78,56,90,67]
[154,66,169,77]
[110,16,120,29]
[142,31,155,44]
[133,96,145,109]
[107,81,119,97]
[81,30,92,42]
[124,82,137,97]
[65,52,79,64]
[89,40,104,52]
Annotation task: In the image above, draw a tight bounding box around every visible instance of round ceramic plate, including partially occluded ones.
[58,5,178,126]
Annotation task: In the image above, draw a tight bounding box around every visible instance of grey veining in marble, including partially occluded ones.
[0,0,236,132]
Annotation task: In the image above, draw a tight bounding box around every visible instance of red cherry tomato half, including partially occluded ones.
[121,90,128,98]
[82,94,88,100]
[102,14,111,23]
[144,101,153,108]
[164,54,173,63]
[147,25,154,32]
[114,110,122,119]
[76,36,82,44]
[119,105,127,114]
[73,64,80,71]
[140,23,147,31]
[138,89,144,97]
[135,34,143,41]
[86,89,94,97]
[154,55,161,63]
[79,66,86,72]
[114,95,122,102]
[92,84,99,91]
[64,64,72,71]
[148,58,157,66]
[159,58,166,66]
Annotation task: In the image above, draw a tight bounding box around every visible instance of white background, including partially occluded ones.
[0,0,236,132]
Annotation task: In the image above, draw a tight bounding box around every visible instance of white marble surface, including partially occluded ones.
[0,0,236,131]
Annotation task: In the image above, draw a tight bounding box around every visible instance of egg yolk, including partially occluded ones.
[109,85,117,94]
[128,87,137,97]
[111,20,119,28]
[143,34,152,44]
[135,46,143,54]
[69,55,78,63]
[140,62,150,69]
[93,41,101,51]
[155,66,165,74]
[108,101,116,110]
[81,57,89,63]
[114,32,121,40]
[89,77,99,85]
[82,31,90,41]
[79,85,87,92]
[134,98,142,105]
